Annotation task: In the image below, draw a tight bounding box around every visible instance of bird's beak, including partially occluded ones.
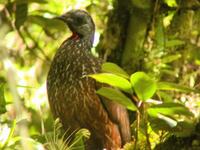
[54,13,73,24]
[54,15,65,21]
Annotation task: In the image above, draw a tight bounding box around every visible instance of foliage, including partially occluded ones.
[0,0,110,149]
[44,119,90,150]
[0,0,200,149]
[90,62,199,149]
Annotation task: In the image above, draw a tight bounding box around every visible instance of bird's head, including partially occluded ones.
[57,10,95,44]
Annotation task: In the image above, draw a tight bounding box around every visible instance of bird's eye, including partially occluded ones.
[75,16,85,24]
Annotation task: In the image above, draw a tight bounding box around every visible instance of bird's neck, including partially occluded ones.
[70,32,80,40]
[69,31,94,47]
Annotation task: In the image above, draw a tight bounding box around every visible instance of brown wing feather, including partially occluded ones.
[96,83,131,145]
[101,99,131,144]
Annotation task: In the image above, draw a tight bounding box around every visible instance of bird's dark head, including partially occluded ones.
[57,10,95,44]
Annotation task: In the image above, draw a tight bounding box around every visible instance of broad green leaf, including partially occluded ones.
[161,54,181,64]
[147,103,193,117]
[15,1,28,29]
[173,121,195,137]
[156,91,173,102]
[166,39,185,47]
[161,69,178,77]
[130,72,157,101]
[149,117,175,131]
[157,113,177,128]
[96,87,137,111]
[90,73,132,93]
[150,117,194,133]
[0,83,6,114]
[157,82,199,93]
[102,62,129,79]
[149,116,178,132]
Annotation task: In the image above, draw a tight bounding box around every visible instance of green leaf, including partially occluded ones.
[96,87,137,111]
[166,39,185,47]
[156,91,173,102]
[71,128,90,150]
[130,72,157,101]
[102,62,129,79]
[0,83,6,114]
[15,1,28,29]
[89,73,132,93]
[173,121,195,137]
[157,82,199,93]
[147,103,194,117]
[163,0,177,7]
[161,54,181,64]
[157,113,177,128]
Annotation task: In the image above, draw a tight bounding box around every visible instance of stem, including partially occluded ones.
[134,109,140,150]
[143,103,151,150]
[134,100,143,150]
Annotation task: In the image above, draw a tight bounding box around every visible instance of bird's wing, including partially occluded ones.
[96,83,131,144]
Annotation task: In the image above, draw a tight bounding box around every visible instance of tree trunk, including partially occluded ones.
[97,0,153,74]
[97,0,200,149]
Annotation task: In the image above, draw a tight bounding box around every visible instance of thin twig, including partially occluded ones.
[24,27,51,62]
[4,7,50,63]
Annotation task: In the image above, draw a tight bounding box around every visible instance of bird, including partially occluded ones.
[46,9,131,150]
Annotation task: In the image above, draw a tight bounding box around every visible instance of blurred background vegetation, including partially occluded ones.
[0,0,200,149]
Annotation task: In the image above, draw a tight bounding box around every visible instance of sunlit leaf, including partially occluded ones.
[102,62,129,79]
[130,72,157,101]
[96,87,137,111]
[157,82,199,93]
[163,11,175,27]
[163,0,177,7]
[147,103,194,117]
[90,73,132,93]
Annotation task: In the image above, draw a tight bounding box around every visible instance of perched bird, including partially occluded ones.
[47,9,131,150]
